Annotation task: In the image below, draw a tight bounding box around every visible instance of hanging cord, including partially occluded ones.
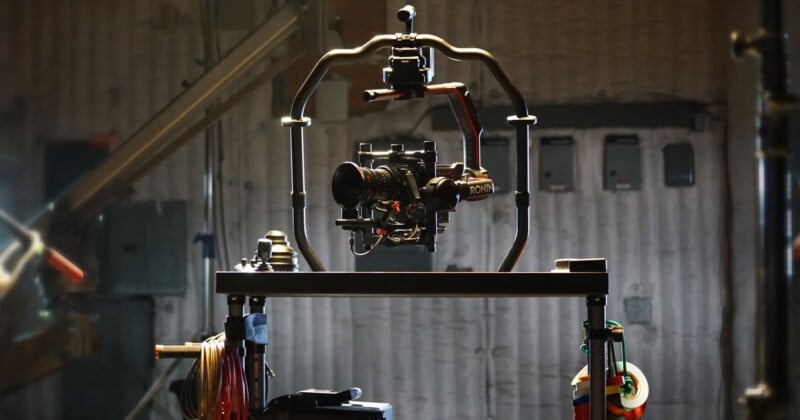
[349,231,384,256]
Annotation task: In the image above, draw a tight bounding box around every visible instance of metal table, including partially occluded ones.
[215,259,610,419]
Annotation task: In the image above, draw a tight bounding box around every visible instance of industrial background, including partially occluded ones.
[0,0,797,419]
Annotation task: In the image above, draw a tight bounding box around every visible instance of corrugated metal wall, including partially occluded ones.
[0,0,729,419]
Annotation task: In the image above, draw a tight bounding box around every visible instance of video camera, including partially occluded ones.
[332,140,494,253]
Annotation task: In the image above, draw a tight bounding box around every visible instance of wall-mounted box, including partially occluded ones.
[97,201,188,295]
[663,142,695,187]
[604,135,641,191]
[539,136,575,192]
[624,296,652,325]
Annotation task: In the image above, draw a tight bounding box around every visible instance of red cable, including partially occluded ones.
[234,347,248,419]
[216,342,248,420]
[218,344,233,420]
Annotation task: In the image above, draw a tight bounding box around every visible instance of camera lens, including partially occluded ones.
[331,162,396,209]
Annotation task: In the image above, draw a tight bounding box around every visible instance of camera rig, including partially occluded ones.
[281,5,537,271]
[331,40,496,253]
[332,139,494,253]
[332,21,500,253]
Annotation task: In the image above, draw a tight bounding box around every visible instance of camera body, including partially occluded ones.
[332,140,493,252]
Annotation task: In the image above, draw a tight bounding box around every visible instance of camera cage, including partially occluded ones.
[281,5,537,272]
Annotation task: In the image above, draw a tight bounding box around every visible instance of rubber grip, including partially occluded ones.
[47,249,84,283]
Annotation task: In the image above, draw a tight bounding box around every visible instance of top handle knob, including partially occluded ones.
[397,5,416,33]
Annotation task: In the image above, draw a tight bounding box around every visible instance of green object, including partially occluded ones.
[579,319,634,396]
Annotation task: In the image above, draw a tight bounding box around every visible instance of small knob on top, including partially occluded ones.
[397,5,416,33]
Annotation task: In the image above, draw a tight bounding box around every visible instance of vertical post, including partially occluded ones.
[498,120,533,272]
[247,296,268,414]
[225,295,246,346]
[587,295,607,420]
[224,295,246,416]
[732,0,796,417]
[200,0,220,337]
[752,0,792,404]
[285,122,325,271]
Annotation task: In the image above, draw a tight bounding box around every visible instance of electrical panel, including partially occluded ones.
[663,142,695,187]
[624,297,652,325]
[539,136,575,192]
[603,134,642,191]
[97,201,188,295]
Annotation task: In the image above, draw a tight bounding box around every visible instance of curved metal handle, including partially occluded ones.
[415,34,529,118]
[290,35,397,119]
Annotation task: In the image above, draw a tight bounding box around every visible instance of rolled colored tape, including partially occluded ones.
[571,369,589,386]
[607,375,625,386]
[614,361,648,409]
[574,379,591,392]
[571,362,648,410]
[572,395,589,407]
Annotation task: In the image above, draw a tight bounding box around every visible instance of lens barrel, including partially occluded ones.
[331,162,398,209]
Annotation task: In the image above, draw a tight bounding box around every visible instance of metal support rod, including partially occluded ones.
[225,295,246,347]
[154,345,202,358]
[200,0,220,338]
[732,0,797,418]
[587,295,607,420]
[289,125,325,271]
[414,35,528,117]
[499,123,531,272]
[202,258,214,335]
[247,296,268,413]
[58,5,299,220]
[123,50,304,184]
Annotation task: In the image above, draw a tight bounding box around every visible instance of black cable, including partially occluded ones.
[609,340,618,376]
[607,341,615,377]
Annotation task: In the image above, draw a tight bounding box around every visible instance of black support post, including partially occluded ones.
[587,295,607,420]
[247,296,268,414]
[732,0,797,418]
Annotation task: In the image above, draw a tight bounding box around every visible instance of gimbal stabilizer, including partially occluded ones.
[281,5,537,271]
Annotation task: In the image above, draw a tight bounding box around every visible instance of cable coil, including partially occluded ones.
[180,333,248,420]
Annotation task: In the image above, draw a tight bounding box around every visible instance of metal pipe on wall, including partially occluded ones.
[200,0,221,338]
[733,0,797,417]
[56,6,300,223]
